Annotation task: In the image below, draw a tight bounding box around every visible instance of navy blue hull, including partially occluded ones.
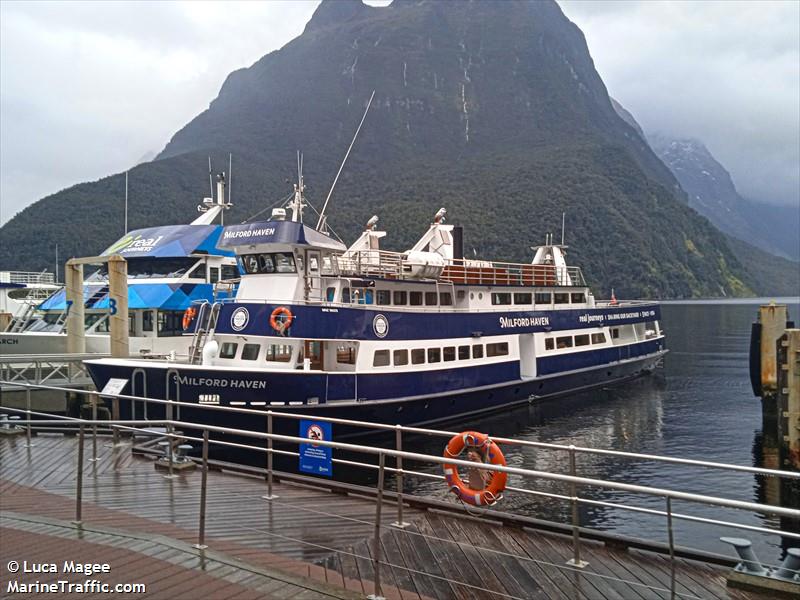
[86,347,666,441]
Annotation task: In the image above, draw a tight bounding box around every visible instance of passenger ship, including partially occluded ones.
[0,177,238,356]
[85,176,667,433]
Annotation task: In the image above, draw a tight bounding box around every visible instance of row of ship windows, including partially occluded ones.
[373,342,509,367]
[330,289,587,307]
[219,342,293,362]
[545,331,613,350]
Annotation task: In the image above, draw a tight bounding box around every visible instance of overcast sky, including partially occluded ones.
[1,0,798,226]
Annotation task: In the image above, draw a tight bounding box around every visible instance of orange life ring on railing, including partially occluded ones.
[182,306,197,330]
[269,306,294,335]
[443,431,507,506]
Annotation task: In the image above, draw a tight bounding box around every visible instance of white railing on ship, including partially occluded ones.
[0,271,57,285]
[3,379,800,599]
[332,249,586,287]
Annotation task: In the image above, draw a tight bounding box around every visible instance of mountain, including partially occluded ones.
[0,0,787,298]
[648,135,799,262]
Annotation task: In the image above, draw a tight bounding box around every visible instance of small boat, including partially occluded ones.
[85,172,667,435]
[0,175,239,356]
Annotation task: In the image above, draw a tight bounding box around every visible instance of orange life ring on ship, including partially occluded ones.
[269,306,294,334]
[443,431,507,506]
[182,306,197,330]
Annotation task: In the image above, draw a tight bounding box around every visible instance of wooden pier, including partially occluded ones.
[0,432,776,599]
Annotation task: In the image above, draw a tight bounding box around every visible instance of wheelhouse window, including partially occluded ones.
[491,293,512,306]
[373,350,390,367]
[241,344,260,360]
[219,342,238,359]
[486,342,509,357]
[393,291,407,305]
[556,336,573,349]
[411,349,425,364]
[425,292,438,306]
[266,344,292,362]
[575,334,590,347]
[410,291,423,306]
[209,267,220,284]
[427,348,441,363]
[591,333,606,344]
[240,253,297,275]
[514,293,532,305]
[222,265,239,280]
[394,349,409,366]
[376,290,391,305]
[571,292,586,304]
[554,293,570,305]
[443,347,456,362]
[535,292,552,304]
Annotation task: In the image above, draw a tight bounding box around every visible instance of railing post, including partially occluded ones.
[667,497,676,599]
[369,452,386,600]
[195,429,209,550]
[24,387,34,448]
[89,393,98,465]
[111,395,120,446]
[566,445,588,568]
[262,411,277,500]
[74,424,85,525]
[392,425,409,528]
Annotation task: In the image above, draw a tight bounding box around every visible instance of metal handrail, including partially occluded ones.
[1,379,795,481]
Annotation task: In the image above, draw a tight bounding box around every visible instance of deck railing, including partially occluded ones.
[332,249,586,287]
[3,379,799,599]
[0,270,57,285]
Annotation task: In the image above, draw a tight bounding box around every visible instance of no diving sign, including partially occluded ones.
[299,420,332,477]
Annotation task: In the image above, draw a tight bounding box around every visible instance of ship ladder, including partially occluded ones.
[188,301,222,364]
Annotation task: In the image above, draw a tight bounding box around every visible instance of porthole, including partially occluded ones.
[478,293,483,300]
[470,292,474,300]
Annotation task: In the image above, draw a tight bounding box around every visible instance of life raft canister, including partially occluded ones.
[182,306,197,330]
[443,431,507,506]
[269,306,294,335]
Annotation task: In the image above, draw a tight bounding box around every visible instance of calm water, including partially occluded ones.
[399,299,800,562]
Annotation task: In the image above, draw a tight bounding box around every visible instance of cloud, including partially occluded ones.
[559,0,800,207]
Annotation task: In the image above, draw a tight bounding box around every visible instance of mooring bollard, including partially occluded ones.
[74,424,85,524]
[720,537,768,575]
[393,425,409,528]
[195,429,209,550]
[566,445,587,568]
[369,452,386,600]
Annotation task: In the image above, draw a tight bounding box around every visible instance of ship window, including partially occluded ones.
[611,328,620,339]
[143,311,153,332]
[337,345,356,364]
[440,292,453,306]
[571,292,586,304]
[157,311,184,337]
[443,347,456,362]
[393,291,407,305]
[222,265,239,280]
[554,293,570,304]
[308,256,319,272]
[491,293,511,306]
[545,338,554,350]
[326,287,336,302]
[342,287,351,303]
[591,333,606,344]
[411,349,425,364]
[535,292,552,304]
[376,290,391,305]
[427,348,441,363]
[486,342,509,357]
[259,254,275,273]
[220,342,238,359]
[425,291,438,306]
[394,349,409,366]
[373,350,390,367]
[472,344,484,359]
[274,253,296,273]
[410,291,423,306]
[556,336,573,349]
[514,293,532,305]
[241,344,260,360]
[209,267,220,283]
[266,344,292,362]
[575,334,590,347]
[458,345,470,360]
